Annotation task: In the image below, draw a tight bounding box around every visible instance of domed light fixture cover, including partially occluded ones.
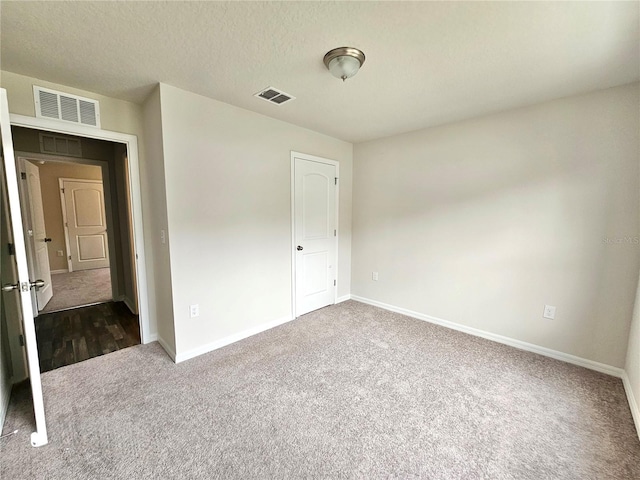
[323,47,366,81]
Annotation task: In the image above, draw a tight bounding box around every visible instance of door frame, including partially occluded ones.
[59,178,109,273]
[290,151,339,318]
[10,114,152,344]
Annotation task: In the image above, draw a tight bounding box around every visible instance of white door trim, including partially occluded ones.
[9,114,152,344]
[290,151,339,318]
[58,178,106,273]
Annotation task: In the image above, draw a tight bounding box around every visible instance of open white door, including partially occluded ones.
[0,88,48,446]
[19,160,53,310]
[293,154,338,316]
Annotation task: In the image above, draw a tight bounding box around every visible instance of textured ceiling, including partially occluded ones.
[1,1,638,143]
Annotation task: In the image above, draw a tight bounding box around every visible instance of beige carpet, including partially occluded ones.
[40,268,112,314]
[2,301,639,479]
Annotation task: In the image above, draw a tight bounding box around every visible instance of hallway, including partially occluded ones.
[40,268,112,314]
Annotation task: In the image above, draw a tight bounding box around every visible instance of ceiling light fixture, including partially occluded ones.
[323,47,366,82]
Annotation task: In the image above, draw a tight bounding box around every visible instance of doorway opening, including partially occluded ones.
[2,94,150,445]
[10,126,140,372]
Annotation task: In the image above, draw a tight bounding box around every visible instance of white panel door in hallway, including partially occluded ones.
[62,179,109,271]
[293,155,337,316]
[21,160,53,310]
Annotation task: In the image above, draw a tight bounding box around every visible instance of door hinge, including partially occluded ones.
[61,188,65,193]
[19,334,24,347]
[334,229,336,237]
[7,243,15,256]
[20,172,26,180]
[68,255,72,260]
[334,279,336,286]
[335,177,338,185]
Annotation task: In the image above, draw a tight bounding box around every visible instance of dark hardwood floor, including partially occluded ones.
[35,302,140,373]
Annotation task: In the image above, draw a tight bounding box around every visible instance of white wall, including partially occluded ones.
[157,84,353,356]
[141,86,176,353]
[352,83,640,368]
[0,70,162,339]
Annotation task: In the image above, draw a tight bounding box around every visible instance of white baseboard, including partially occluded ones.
[350,295,624,378]
[622,372,640,439]
[145,332,158,344]
[156,335,176,362]
[50,269,68,275]
[336,294,351,303]
[175,315,295,364]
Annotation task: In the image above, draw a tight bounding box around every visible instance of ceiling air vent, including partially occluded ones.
[33,86,101,128]
[254,87,295,106]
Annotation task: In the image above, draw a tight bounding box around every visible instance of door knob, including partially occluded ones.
[297,245,303,251]
[30,279,45,290]
[44,238,52,243]
[2,283,18,292]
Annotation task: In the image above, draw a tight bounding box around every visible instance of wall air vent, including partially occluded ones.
[254,87,296,106]
[39,133,82,157]
[33,86,101,128]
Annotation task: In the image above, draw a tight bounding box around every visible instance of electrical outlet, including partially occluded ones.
[372,272,379,281]
[189,304,199,318]
[543,305,556,320]
[56,250,64,257]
